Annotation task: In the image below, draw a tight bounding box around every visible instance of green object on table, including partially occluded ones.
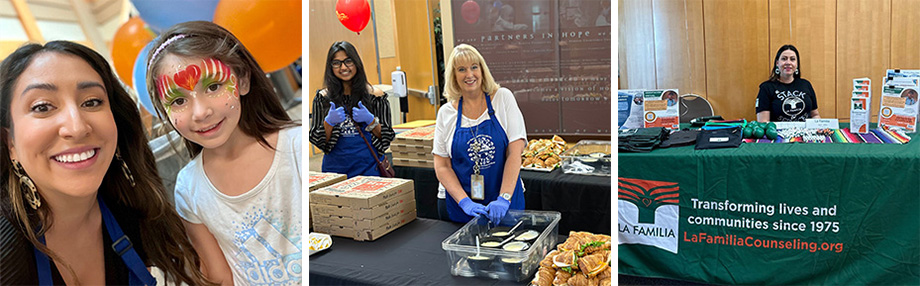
[765,128,778,140]
[618,123,920,285]
[742,127,753,138]
[752,127,764,139]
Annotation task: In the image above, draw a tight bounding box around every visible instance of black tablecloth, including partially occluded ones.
[393,166,611,234]
[309,218,537,285]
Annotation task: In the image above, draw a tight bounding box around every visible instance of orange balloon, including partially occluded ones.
[213,0,302,72]
[112,17,155,88]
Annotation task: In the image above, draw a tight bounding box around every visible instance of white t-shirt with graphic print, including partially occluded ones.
[174,126,303,285]
[433,88,527,199]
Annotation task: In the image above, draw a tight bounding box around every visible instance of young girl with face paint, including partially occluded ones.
[145,21,302,285]
[308,41,395,178]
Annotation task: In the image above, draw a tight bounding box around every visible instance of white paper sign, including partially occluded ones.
[773,122,806,130]
[806,118,840,129]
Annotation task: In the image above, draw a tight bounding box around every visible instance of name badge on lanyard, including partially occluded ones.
[471,174,485,200]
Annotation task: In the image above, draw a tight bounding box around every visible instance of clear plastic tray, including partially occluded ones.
[441,210,561,281]
[560,140,611,176]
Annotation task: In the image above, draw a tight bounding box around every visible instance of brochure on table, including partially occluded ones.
[642,89,680,129]
[878,73,920,133]
[851,77,871,133]
[851,97,870,133]
[618,90,644,129]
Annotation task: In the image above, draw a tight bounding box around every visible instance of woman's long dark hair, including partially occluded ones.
[769,44,802,82]
[0,41,213,285]
[146,21,299,158]
[323,41,373,115]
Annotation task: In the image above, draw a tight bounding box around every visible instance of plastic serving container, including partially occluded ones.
[560,140,611,176]
[441,210,561,282]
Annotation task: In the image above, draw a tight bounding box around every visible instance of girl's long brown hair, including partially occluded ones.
[145,21,299,158]
[0,41,214,285]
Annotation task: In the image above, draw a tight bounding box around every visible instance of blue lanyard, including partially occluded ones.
[33,196,157,285]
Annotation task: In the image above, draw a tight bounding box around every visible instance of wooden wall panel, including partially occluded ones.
[703,0,769,120]
[891,0,920,70]
[768,0,836,119]
[618,0,656,89]
[392,0,439,122]
[836,0,890,120]
[652,0,706,97]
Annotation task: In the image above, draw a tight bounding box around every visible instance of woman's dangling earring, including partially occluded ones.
[775,67,780,75]
[116,149,136,187]
[795,68,799,75]
[11,160,40,209]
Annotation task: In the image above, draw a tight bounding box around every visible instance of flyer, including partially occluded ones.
[642,89,680,129]
[878,86,919,133]
[618,89,644,129]
[851,97,870,133]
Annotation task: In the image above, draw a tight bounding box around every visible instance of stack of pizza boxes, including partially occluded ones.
[310,176,417,241]
[308,172,347,230]
[391,126,435,168]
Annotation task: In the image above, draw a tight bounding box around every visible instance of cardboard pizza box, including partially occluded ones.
[308,171,348,191]
[310,191,415,219]
[314,199,416,229]
[394,126,435,146]
[390,143,434,153]
[392,150,434,161]
[393,158,434,168]
[315,211,417,241]
[310,176,414,209]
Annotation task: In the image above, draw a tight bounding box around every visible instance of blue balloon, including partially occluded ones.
[132,0,219,33]
[133,39,157,115]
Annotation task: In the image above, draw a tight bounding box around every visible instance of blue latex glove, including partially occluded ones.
[352,101,375,125]
[324,102,347,125]
[485,197,511,224]
[459,197,488,217]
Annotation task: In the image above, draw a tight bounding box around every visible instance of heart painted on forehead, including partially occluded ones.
[173,65,201,91]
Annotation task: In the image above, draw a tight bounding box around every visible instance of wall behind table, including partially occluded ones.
[619,0,920,122]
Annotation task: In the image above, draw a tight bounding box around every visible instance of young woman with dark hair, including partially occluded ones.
[309,41,395,178]
[756,44,820,122]
[0,40,213,285]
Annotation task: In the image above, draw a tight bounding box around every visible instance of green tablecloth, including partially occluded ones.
[618,127,920,285]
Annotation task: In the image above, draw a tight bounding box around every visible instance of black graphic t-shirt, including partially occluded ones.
[755,78,818,122]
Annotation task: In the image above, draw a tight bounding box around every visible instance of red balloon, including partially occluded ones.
[336,0,371,34]
[461,0,480,24]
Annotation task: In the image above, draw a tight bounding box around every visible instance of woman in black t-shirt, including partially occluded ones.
[755,45,821,122]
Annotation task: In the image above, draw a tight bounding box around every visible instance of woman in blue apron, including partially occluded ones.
[0,41,211,285]
[434,44,527,224]
[310,41,395,178]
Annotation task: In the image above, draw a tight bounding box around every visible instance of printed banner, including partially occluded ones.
[451,0,611,135]
[618,143,920,285]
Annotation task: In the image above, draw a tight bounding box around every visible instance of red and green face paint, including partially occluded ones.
[156,58,239,114]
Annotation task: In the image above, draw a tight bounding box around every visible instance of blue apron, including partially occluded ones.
[446,94,525,223]
[34,196,156,285]
[322,119,381,178]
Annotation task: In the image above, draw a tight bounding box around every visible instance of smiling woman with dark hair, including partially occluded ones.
[0,41,213,285]
[309,41,395,178]
[756,44,820,122]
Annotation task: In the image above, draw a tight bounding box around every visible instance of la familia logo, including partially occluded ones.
[618,177,680,253]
